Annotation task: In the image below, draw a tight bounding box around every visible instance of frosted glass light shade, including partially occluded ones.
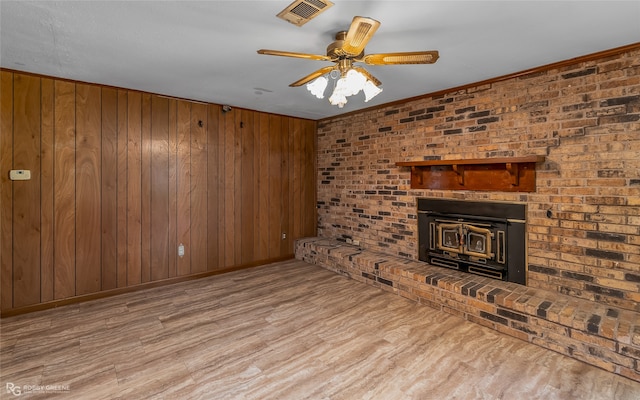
[363,80,383,102]
[306,76,328,99]
[329,92,348,108]
[344,69,366,96]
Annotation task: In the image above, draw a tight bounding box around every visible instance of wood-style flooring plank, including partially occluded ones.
[1,260,638,399]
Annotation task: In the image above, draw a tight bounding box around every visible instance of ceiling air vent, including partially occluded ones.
[276,0,334,27]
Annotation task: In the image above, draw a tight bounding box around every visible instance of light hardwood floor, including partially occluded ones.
[1,259,639,399]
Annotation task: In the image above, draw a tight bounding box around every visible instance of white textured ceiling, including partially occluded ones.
[1,1,639,120]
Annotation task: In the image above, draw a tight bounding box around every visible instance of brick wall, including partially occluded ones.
[316,47,640,312]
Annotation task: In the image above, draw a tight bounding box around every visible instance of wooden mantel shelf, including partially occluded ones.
[396,156,545,192]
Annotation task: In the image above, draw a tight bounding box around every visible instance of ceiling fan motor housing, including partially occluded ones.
[327,31,364,60]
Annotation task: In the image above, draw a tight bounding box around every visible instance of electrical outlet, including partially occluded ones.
[282,233,286,240]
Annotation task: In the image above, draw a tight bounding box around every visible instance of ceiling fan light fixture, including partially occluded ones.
[325,68,381,107]
[258,16,436,108]
[306,76,328,98]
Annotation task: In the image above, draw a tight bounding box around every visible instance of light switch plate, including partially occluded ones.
[9,170,31,180]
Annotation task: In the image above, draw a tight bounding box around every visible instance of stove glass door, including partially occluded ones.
[437,223,463,254]
[463,224,494,259]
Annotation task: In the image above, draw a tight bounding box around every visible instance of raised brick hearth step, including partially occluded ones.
[295,237,640,383]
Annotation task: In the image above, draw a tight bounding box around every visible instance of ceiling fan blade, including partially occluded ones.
[257,49,333,62]
[353,67,382,87]
[363,51,440,65]
[290,66,335,87]
[340,16,381,56]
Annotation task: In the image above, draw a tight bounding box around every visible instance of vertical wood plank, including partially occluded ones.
[207,104,220,270]
[12,74,41,307]
[75,83,102,295]
[223,110,235,267]
[269,114,282,259]
[289,119,296,251]
[217,106,227,268]
[258,113,270,261]
[190,104,208,273]
[280,117,291,256]
[140,94,152,283]
[116,90,128,288]
[127,91,142,286]
[167,99,178,278]
[53,80,76,300]
[101,87,118,290]
[252,111,261,263]
[151,96,169,281]
[292,118,302,243]
[40,78,55,302]
[241,109,254,264]
[233,111,242,265]
[0,71,14,310]
[176,100,191,276]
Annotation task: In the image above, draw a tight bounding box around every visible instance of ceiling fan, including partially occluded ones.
[257,16,439,107]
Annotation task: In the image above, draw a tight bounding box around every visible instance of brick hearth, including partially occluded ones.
[296,237,640,383]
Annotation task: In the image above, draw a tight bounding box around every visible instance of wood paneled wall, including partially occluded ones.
[0,71,317,313]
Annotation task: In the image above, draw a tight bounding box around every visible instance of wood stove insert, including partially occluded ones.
[418,198,526,285]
